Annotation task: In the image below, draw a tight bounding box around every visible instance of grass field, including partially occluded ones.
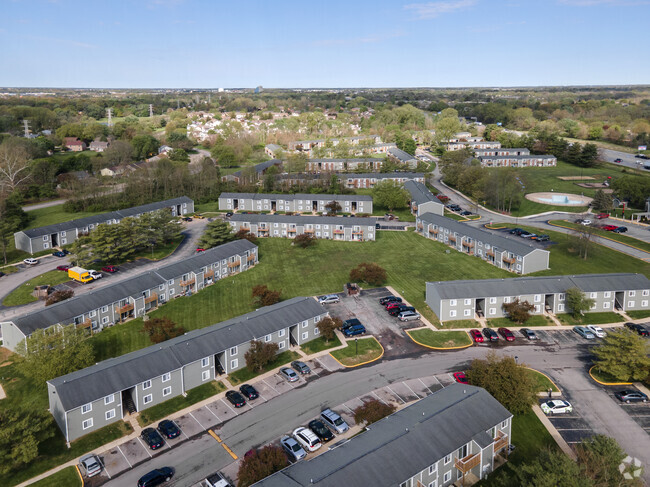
[330,337,383,366]
[487,315,555,328]
[525,369,559,393]
[438,319,480,329]
[556,312,623,326]
[30,467,81,487]
[407,329,472,348]
[137,381,226,426]
[547,220,650,253]
[627,310,650,319]
[300,335,342,354]
[2,270,72,307]
[227,351,301,385]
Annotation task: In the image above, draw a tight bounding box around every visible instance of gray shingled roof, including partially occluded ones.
[253,384,511,487]
[473,148,529,154]
[18,197,193,239]
[229,214,374,226]
[428,273,650,299]
[9,240,256,336]
[338,172,423,180]
[220,193,371,202]
[308,158,379,163]
[479,155,556,161]
[48,297,325,411]
[404,180,439,207]
[231,159,282,178]
[388,147,417,163]
[418,212,544,256]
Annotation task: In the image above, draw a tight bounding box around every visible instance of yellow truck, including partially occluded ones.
[68,266,94,284]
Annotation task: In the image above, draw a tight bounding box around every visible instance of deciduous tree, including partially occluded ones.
[293,233,317,248]
[350,262,387,287]
[353,398,396,426]
[325,200,342,215]
[141,317,186,344]
[515,448,592,487]
[592,329,650,382]
[502,298,535,324]
[371,180,409,211]
[45,289,74,306]
[316,316,343,342]
[0,139,31,192]
[236,445,288,487]
[235,228,258,244]
[244,340,280,373]
[0,408,55,475]
[251,285,282,307]
[565,287,595,318]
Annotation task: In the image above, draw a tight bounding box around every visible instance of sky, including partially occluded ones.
[1,0,649,88]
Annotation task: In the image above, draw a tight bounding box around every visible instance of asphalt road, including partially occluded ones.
[104,339,650,487]
[600,148,649,171]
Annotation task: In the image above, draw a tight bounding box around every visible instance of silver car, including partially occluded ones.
[79,453,102,477]
[318,294,340,304]
[320,408,349,434]
[574,326,595,339]
[281,435,306,461]
[280,367,299,382]
[398,311,420,321]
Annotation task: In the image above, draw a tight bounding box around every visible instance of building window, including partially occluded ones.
[603,302,611,309]
[302,332,309,340]
[629,291,636,297]
[590,292,597,299]
[558,304,565,311]
[142,380,152,390]
[101,305,108,312]
[43,242,49,249]
[265,334,272,342]
[443,471,452,483]
[201,357,209,367]
[464,309,471,317]
[162,373,171,383]
[81,403,92,414]
[89,310,96,317]
[302,320,308,328]
[82,418,93,430]
[489,308,496,315]
[169,288,175,296]
[168,279,174,285]
[278,341,285,349]
[143,394,153,405]
[489,297,497,304]
[464,299,471,305]
[162,387,172,397]
[590,302,597,310]
[429,463,438,474]
[278,329,285,337]
[628,301,635,308]
[105,409,116,420]
[501,419,508,428]
[559,293,565,301]
[102,316,109,324]
[399,481,412,487]
[202,370,210,381]
[314,327,320,335]
[450,299,457,306]
[43,235,49,241]
[429,481,437,487]
[643,290,649,297]
[104,394,114,405]
[450,310,457,318]
[642,300,648,307]
[444,454,452,465]
[231,359,238,370]
[503,297,510,304]
[604,291,612,298]
[534,294,541,302]
[230,347,237,356]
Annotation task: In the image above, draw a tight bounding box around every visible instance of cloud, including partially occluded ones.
[404,0,476,19]
[312,31,405,47]
[558,0,650,5]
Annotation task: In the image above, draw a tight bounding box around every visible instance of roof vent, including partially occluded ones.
[405,427,409,432]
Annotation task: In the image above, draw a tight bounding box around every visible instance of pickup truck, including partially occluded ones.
[68,266,94,284]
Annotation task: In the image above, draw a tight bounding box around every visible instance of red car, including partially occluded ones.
[595,213,610,219]
[602,225,618,231]
[498,327,515,341]
[469,329,484,343]
[453,372,469,384]
[385,302,402,310]
[56,265,70,272]
[196,248,206,252]
[102,265,118,273]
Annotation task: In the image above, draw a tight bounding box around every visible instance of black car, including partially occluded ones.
[138,467,174,487]
[624,322,650,336]
[482,328,499,342]
[635,154,649,159]
[389,305,415,316]
[342,318,363,330]
[225,390,247,408]
[291,360,311,374]
[52,250,68,257]
[533,234,550,242]
[509,228,524,236]
[157,420,181,439]
[460,211,472,216]
[239,383,259,400]
[308,419,335,442]
[182,217,193,222]
[375,223,380,229]
[613,226,628,233]
[379,296,402,305]
[141,428,165,450]
[225,212,233,217]
[614,390,648,403]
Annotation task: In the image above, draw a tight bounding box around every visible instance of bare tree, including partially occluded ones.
[0,141,31,193]
[571,224,596,260]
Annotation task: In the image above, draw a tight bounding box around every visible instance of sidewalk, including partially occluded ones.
[385,285,438,330]
[532,404,577,460]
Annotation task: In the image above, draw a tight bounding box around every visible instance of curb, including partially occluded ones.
[329,336,384,368]
[588,365,632,386]
[547,220,650,255]
[405,329,473,350]
[75,465,84,486]
[532,404,577,461]
[523,367,562,393]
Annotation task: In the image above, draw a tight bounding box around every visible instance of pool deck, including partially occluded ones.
[525,192,593,206]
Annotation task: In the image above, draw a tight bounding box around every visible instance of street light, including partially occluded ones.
[355,338,358,357]
[515,356,519,365]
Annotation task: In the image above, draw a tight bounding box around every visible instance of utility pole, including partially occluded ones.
[177,99,180,110]
[22,119,31,138]
[149,104,154,117]
[106,108,113,127]
[208,94,211,104]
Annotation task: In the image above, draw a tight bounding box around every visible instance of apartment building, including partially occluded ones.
[338,172,425,189]
[14,197,194,254]
[264,144,283,158]
[228,214,376,241]
[426,273,650,321]
[416,212,550,275]
[404,180,445,216]
[47,297,327,442]
[252,384,512,487]
[221,160,284,184]
[306,158,384,173]
[0,240,258,351]
[219,193,373,214]
[387,147,419,168]
[288,135,381,153]
[447,140,501,151]
[478,155,558,168]
[473,148,530,157]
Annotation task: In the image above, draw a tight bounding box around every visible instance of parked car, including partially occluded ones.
[580,219,592,226]
[385,301,404,310]
[280,367,299,382]
[519,231,534,238]
[379,296,402,305]
[398,310,420,321]
[308,419,334,443]
[23,258,39,265]
[586,325,606,338]
[483,328,499,342]
[521,328,538,340]
[342,318,363,330]
[532,234,550,242]
[342,323,366,337]
[602,225,618,231]
[204,471,232,487]
[193,214,205,219]
[614,158,623,163]
[320,408,349,434]
[293,427,322,452]
[318,294,340,304]
[141,428,165,450]
[225,390,247,408]
[79,453,102,477]
[196,248,206,252]
[87,270,102,279]
[291,361,311,375]
[460,211,472,216]
[498,327,515,341]
[624,322,650,336]
[182,217,193,222]
[613,226,628,233]
[52,250,67,257]
[157,420,181,439]
[573,326,595,339]
[101,265,118,273]
[375,223,380,229]
[595,213,610,219]
[636,153,649,159]
[469,329,484,343]
[541,400,573,415]
[509,228,525,236]
[389,305,415,317]
[138,468,174,487]
[453,372,468,384]
[281,435,307,461]
[239,384,259,400]
[56,265,70,272]
[225,212,233,218]
[614,390,648,403]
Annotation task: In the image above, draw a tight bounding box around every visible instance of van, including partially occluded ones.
[321,408,349,434]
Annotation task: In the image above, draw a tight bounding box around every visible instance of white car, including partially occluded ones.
[79,453,102,477]
[398,311,420,321]
[293,427,322,452]
[88,270,103,279]
[541,400,573,415]
[23,258,39,265]
[580,219,592,226]
[318,294,340,304]
[587,325,606,338]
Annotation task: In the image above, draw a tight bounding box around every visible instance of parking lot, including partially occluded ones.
[471,327,608,350]
[603,387,650,435]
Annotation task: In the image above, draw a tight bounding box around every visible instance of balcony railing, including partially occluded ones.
[227,261,240,268]
[462,241,474,248]
[333,229,344,234]
[288,228,297,233]
[115,303,134,314]
[502,256,516,264]
[144,293,158,304]
[494,432,509,453]
[258,227,269,233]
[429,228,438,235]
[455,452,481,473]
[486,250,495,257]
[205,269,215,278]
[247,254,256,262]
[304,228,315,233]
[352,231,363,235]
[76,319,92,329]
[449,235,457,243]
[180,278,196,287]
[417,223,423,230]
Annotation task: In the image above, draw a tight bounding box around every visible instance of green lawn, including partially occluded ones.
[300,335,342,355]
[525,369,559,393]
[227,351,301,385]
[548,220,650,253]
[2,270,72,307]
[407,329,472,348]
[556,312,623,326]
[590,366,632,384]
[194,201,220,213]
[30,466,81,487]
[330,337,383,366]
[487,315,555,328]
[438,319,480,329]
[353,188,416,222]
[626,310,650,319]
[137,381,226,426]
[25,204,104,230]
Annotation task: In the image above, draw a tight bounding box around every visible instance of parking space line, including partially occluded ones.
[206,405,222,422]
[371,390,388,405]
[137,437,153,458]
[402,381,421,398]
[447,373,456,383]
[310,368,320,378]
[342,403,355,413]
[176,420,190,440]
[418,378,434,395]
[97,456,111,479]
[189,411,206,430]
[263,379,279,394]
[258,394,268,403]
[386,386,406,404]
[117,445,132,468]
[430,375,443,387]
[314,357,330,372]
[221,398,238,415]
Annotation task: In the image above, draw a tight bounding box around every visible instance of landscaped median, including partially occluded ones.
[406,328,473,349]
[588,365,632,386]
[330,336,384,367]
[2,270,71,307]
[524,368,560,393]
[300,335,342,354]
[556,312,623,326]
[227,350,301,385]
[487,315,556,327]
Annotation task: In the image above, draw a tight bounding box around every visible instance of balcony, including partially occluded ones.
[144,293,158,304]
[247,254,256,262]
[180,278,196,287]
[204,269,215,278]
[258,227,269,233]
[352,231,363,235]
[333,229,344,234]
[115,303,134,314]
[494,432,509,453]
[417,223,423,230]
[429,228,438,235]
[304,228,315,233]
[76,319,92,329]
[449,235,457,243]
[502,256,516,264]
[486,250,495,258]
[227,261,240,269]
[288,228,297,233]
[462,241,474,248]
[455,452,481,473]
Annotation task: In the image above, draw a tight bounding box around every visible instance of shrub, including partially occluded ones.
[349,262,387,287]
[353,399,396,426]
[237,445,288,487]
[244,340,280,373]
[45,289,74,306]
[293,233,317,248]
[251,285,282,307]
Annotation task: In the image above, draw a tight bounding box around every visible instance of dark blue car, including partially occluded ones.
[343,324,366,337]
